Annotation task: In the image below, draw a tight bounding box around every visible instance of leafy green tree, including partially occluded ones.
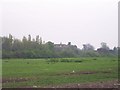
[39,37,42,45]
[28,34,31,42]
[2,37,12,51]
[12,39,23,51]
[101,42,109,50]
[36,35,39,44]
[82,44,94,51]
[1,34,117,58]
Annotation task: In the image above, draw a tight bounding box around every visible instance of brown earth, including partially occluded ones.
[21,80,119,88]
[2,77,119,88]
[44,80,119,88]
[2,71,118,88]
[2,71,112,83]
[2,77,30,83]
[56,70,111,76]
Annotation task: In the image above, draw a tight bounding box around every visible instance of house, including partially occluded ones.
[54,42,77,50]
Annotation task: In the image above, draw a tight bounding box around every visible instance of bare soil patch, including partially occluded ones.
[21,80,118,88]
[56,71,111,76]
[2,78,30,83]
[45,80,119,88]
[2,71,112,84]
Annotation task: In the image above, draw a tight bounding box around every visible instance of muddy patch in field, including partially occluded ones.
[2,77,30,83]
[56,71,96,76]
[56,71,111,76]
[18,80,119,88]
[45,80,118,88]
[78,71,97,74]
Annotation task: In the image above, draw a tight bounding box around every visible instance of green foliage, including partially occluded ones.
[1,34,118,58]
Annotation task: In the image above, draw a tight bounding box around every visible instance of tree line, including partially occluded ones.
[0,34,119,59]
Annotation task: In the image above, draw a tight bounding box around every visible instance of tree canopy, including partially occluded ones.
[1,34,118,59]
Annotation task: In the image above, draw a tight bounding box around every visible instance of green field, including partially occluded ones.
[2,57,118,88]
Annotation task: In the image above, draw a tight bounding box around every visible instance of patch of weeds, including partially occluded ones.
[93,58,97,60]
[47,58,82,63]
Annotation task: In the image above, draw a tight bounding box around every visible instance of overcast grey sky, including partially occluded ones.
[0,0,118,49]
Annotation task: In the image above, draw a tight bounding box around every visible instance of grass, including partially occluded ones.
[2,57,118,88]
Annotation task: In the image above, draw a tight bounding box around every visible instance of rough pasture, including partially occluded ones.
[2,57,118,88]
